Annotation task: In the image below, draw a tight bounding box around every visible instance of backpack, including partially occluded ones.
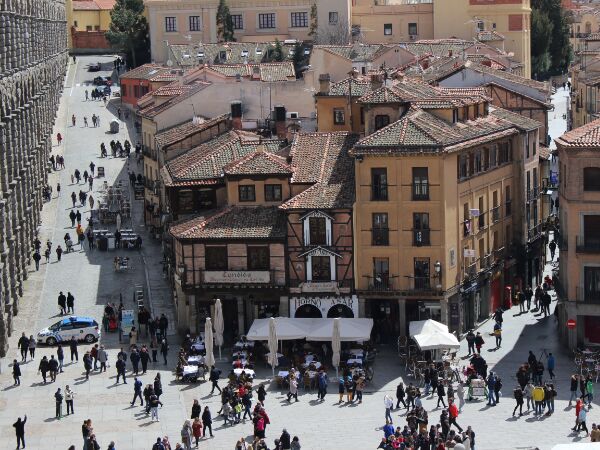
[152,443,165,450]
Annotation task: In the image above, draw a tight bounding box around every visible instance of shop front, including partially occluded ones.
[289,295,359,319]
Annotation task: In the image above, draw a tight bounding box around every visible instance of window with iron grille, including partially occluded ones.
[333,109,345,125]
[231,14,243,30]
[189,16,201,31]
[372,213,389,246]
[329,12,338,24]
[165,17,177,32]
[413,213,430,246]
[259,13,276,29]
[371,168,388,201]
[412,167,429,200]
[291,12,308,28]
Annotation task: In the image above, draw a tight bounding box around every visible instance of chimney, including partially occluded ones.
[448,49,453,57]
[273,104,286,139]
[318,73,331,94]
[231,101,242,130]
[370,73,383,90]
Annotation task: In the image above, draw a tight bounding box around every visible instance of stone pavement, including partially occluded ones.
[0,57,595,450]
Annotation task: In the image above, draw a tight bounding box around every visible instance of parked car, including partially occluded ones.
[37,316,101,345]
[88,63,101,72]
[93,76,112,86]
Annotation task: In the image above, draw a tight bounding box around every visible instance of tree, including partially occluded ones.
[531,0,572,78]
[106,0,150,68]
[308,3,317,38]
[313,18,352,45]
[216,0,235,42]
[272,39,284,62]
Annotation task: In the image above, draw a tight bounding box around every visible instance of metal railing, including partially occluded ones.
[413,229,430,246]
[372,228,389,246]
[491,206,501,223]
[363,275,397,292]
[371,186,388,201]
[505,200,512,216]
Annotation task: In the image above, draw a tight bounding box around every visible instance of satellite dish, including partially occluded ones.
[167,59,173,67]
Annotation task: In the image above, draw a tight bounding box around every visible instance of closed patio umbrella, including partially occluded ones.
[332,318,341,379]
[267,317,278,378]
[204,317,215,369]
[214,299,224,361]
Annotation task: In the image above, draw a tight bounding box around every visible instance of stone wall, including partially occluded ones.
[71,27,111,51]
[0,0,68,356]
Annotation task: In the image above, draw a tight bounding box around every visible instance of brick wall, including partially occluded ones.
[71,27,111,50]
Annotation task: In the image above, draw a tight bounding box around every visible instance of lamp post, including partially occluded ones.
[434,261,442,289]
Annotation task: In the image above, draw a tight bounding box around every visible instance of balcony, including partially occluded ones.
[372,228,389,246]
[505,200,512,217]
[463,220,472,237]
[491,206,501,223]
[576,235,600,253]
[477,213,486,231]
[527,223,543,242]
[412,185,429,201]
[142,145,156,159]
[371,186,388,201]
[413,228,430,246]
[362,275,398,293]
[400,276,442,296]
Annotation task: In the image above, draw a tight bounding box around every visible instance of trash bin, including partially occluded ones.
[109,120,119,133]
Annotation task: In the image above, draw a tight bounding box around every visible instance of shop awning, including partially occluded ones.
[413,330,460,351]
[246,318,373,342]
[409,319,448,338]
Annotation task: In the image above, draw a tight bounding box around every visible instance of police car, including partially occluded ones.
[37,316,101,345]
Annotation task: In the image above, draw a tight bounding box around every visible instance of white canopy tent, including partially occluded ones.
[246,318,374,342]
[409,319,448,338]
[413,330,460,351]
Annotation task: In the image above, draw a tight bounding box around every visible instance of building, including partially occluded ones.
[568,6,600,54]
[0,0,68,354]
[119,64,177,107]
[68,0,115,51]
[570,49,600,129]
[555,120,600,349]
[349,81,542,335]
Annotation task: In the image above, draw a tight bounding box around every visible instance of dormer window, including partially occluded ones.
[302,211,333,246]
[241,49,249,57]
[239,185,255,202]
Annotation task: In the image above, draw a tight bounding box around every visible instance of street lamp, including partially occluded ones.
[434,261,442,289]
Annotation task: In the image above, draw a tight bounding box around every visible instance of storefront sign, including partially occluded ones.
[300,281,339,293]
[121,309,135,337]
[203,271,270,283]
[290,295,359,318]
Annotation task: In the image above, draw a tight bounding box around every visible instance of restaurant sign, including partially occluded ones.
[203,271,270,283]
[290,295,359,318]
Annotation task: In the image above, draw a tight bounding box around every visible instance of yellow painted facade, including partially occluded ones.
[71,5,113,32]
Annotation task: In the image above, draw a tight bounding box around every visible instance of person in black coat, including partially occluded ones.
[130,349,140,375]
[160,339,168,365]
[396,382,406,409]
[83,352,93,380]
[116,356,127,384]
[191,399,201,419]
[202,406,213,437]
[436,381,447,408]
[17,333,29,362]
[66,292,75,314]
[38,355,49,383]
[140,346,150,374]
[13,415,26,449]
[279,429,291,450]
[69,336,78,362]
[58,292,67,315]
[13,360,21,385]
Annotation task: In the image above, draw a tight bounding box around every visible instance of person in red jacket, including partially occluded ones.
[448,400,463,432]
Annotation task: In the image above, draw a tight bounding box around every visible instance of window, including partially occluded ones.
[264,184,282,202]
[309,217,327,246]
[329,11,338,24]
[458,154,469,179]
[412,167,429,200]
[189,16,201,31]
[413,213,430,246]
[584,167,600,191]
[291,12,308,28]
[333,109,345,125]
[478,196,485,229]
[372,213,389,246]
[374,114,390,131]
[206,246,227,271]
[373,258,389,289]
[239,185,256,202]
[584,215,600,247]
[178,190,194,213]
[505,185,512,216]
[474,151,482,174]
[408,22,418,36]
[384,23,392,36]
[371,168,388,201]
[585,267,600,301]
[165,17,177,32]
[311,256,331,281]
[476,20,484,32]
[463,203,471,237]
[74,20,78,27]
[86,25,92,31]
[498,141,511,164]
[414,258,430,290]
[489,144,498,169]
[259,13,276,29]
[247,246,270,270]
[231,14,243,30]
[94,25,100,31]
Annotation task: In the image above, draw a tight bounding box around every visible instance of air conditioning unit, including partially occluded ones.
[286,112,299,119]
[409,34,417,41]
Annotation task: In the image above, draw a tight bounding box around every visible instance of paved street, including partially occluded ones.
[0,56,596,450]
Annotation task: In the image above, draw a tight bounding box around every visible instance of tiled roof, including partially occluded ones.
[154,114,228,149]
[538,145,551,160]
[352,107,520,155]
[168,42,297,67]
[477,30,505,42]
[324,77,375,97]
[149,72,179,82]
[259,62,296,82]
[224,150,292,176]
[402,39,487,58]
[465,61,550,92]
[164,131,283,185]
[138,81,210,118]
[170,206,287,240]
[93,0,115,8]
[72,1,100,10]
[120,64,170,80]
[280,132,358,210]
[358,81,488,106]
[316,44,390,62]
[555,118,600,148]
[488,107,542,131]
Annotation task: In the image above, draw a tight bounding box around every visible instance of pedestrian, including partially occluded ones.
[89,178,94,193]
[129,326,138,346]
[518,289,526,313]
[13,415,26,449]
[55,388,63,419]
[287,375,299,403]
[83,351,92,380]
[546,383,556,415]
[533,384,545,415]
[586,377,594,405]
[493,322,502,348]
[83,170,89,184]
[549,240,557,261]
[90,344,99,370]
[116,355,127,384]
[89,161,95,175]
[456,382,465,412]
[181,420,193,450]
[154,373,163,399]
[13,359,21,385]
[76,210,82,224]
[28,336,36,359]
[525,286,533,310]
[18,333,29,362]
[69,336,78,361]
[67,291,75,314]
[57,182,61,197]
[486,373,496,406]
[75,169,81,183]
[151,338,158,363]
[69,210,76,227]
[32,250,41,270]
[280,429,291,450]
[58,291,66,315]
[475,332,484,353]
[39,355,49,383]
[140,346,150,374]
[494,376,502,404]
[131,377,144,406]
[437,380,447,408]
[44,247,51,263]
[191,399,201,419]
[578,406,590,436]
[57,343,64,372]
[395,381,406,409]
[448,400,463,432]
[384,393,393,422]
[71,191,77,207]
[202,406,213,437]
[160,338,169,365]
[49,355,59,382]
[131,347,140,375]
[149,392,163,421]
[65,385,75,414]
[465,330,475,355]
[547,353,556,380]
[85,90,88,101]
[97,345,108,372]
[257,384,267,406]
[192,417,203,446]
[57,132,62,145]
[83,116,88,127]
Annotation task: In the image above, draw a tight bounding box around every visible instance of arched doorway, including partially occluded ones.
[327,304,354,318]
[295,304,323,318]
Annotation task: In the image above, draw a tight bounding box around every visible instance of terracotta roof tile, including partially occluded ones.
[324,77,375,97]
[477,30,505,42]
[169,206,286,240]
[555,118,600,148]
[139,81,210,118]
[259,62,296,82]
[224,150,292,176]
[120,64,170,80]
[358,81,489,106]
[72,1,100,10]
[154,115,228,149]
[315,44,391,62]
[169,42,297,67]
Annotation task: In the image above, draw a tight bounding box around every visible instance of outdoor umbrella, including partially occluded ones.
[116,213,121,231]
[267,317,278,378]
[331,318,341,379]
[214,299,224,361]
[204,317,215,369]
